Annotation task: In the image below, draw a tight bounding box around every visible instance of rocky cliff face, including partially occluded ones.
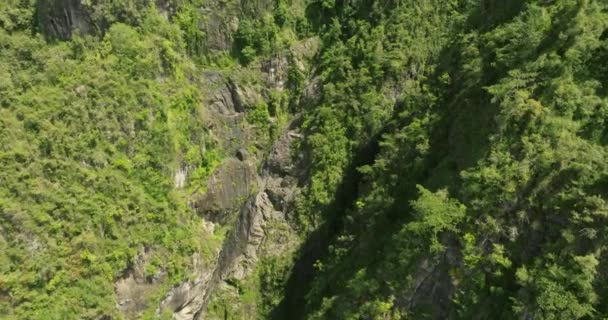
[199,117,305,318]
[37,0,94,39]
[157,92,309,320]
[31,2,317,316]
[36,0,273,50]
[146,38,316,318]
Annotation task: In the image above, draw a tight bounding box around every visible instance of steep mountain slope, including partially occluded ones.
[0,0,311,318]
[1,0,608,319]
[286,1,608,319]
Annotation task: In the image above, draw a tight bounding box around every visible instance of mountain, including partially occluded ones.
[1,0,608,319]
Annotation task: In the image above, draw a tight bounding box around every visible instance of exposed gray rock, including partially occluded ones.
[191,189,278,319]
[264,119,304,177]
[228,191,274,280]
[209,86,237,115]
[204,72,261,115]
[156,219,219,320]
[208,117,305,309]
[115,247,167,318]
[205,72,239,115]
[262,56,289,91]
[289,37,321,80]
[264,174,298,214]
[200,10,239,53]
[154,0,175,18]
[203,71,225,84]
[395,234,460,318]
[202,72,264,162]
[236,148,249,161]
[229,79,260,112]
[301,76,323,106]
[195,158,258,223]
[37,0,94,40]
[195,0,273,54]
[262,121,303,212]
[162,116,305,319]
[158,261,215,320]
[154,37,316,319]
[227,81,246,113]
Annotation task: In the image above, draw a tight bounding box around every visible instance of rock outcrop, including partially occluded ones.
[158,257,216,320]
[153,36,317,320]
[204,72,261,115]
[159,116,304,319]
[148,66,261,318]
[114,247,167,318]
[196,117,304,319]
[195,158,258,223]
[37,0,94,40]
[201,71,263,155]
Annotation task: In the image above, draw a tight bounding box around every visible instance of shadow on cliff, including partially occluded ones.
[269,128,383,320]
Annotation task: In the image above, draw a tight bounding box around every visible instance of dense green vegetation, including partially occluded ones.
[282,0,608,319]
[2,0,608,319]
[0,2,222,318]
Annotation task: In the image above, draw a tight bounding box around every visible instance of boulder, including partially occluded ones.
[236,148,249,161]
[195,158,258,223]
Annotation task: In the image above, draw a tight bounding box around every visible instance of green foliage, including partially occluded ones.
[234,15,280,64]
[233,6,303,65]
[246,101,277,147]
[0,5,221,319]
[290,0,608,319]
[0,0,34,31]
[513,254,599,319]
[407,186,466,253]
[4,0,608,319]
[174,2,207,58]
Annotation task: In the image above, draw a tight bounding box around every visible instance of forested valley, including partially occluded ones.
[1,0,608,319]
